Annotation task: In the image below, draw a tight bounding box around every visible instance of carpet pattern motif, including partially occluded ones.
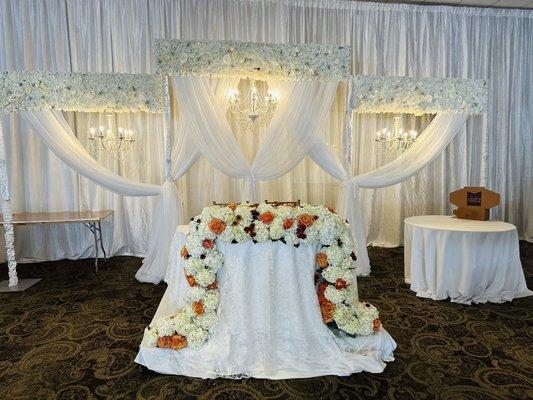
[1,243,532,400]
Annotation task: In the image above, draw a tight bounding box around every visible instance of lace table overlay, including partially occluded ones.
[136,226,396,379]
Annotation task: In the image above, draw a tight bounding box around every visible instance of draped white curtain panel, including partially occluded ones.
[0,1,531,268]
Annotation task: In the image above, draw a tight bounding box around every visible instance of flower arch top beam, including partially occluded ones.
[0,71,164,113]
[155,39,351,81]
[350,75,488,115]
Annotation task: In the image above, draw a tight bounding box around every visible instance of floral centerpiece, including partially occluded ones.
[144,202,381,351]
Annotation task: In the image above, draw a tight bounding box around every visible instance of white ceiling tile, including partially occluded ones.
[457,0,498,5]
[423,0,463,4]
[491,0,531,7]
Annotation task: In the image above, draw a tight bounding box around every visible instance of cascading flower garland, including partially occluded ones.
[144,202,381,351]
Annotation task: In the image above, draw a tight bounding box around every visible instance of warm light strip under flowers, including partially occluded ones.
[144,202,381,351]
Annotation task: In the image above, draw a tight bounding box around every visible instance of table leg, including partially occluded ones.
[98,220,107,262]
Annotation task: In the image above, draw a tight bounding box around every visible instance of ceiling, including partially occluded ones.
[353,0,533,9]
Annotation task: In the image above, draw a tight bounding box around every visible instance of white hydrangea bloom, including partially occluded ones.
[144,327,159,347]
[185,286,207,302]
[153,316,176,337]
[322,266,353,284]
[195,268,216,287]
[204,251,223,272]
[325,245,344,267]
[184,258,205,276]
[187,327,209,348]
[269,221,285,240]
[203,290,220,311]
[234,205,253,226]
[196,311,217,330]
[324,285,347,305]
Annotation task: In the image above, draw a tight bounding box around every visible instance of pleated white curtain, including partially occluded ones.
[171,76,339,203]
[1,0,530,268]
[20,110,180,283]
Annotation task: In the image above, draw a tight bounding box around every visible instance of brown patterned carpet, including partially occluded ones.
[1,243,532,400]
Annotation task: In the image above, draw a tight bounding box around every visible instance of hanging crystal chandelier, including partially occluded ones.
[88,114,135,160]
[375,116,418,154]
[227,79,280,131]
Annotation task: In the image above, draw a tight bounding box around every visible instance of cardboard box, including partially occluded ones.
[449,187,500,221]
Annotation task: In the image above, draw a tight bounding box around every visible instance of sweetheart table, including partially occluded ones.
[136,225,396,379]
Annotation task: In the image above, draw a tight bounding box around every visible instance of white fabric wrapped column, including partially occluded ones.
[0,121,17,287]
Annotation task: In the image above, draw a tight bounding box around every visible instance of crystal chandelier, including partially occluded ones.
[227,79,280,131]
[88,114,135,160]
[375,116,418,154]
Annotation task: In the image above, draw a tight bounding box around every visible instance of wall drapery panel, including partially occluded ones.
[0,0,530,266]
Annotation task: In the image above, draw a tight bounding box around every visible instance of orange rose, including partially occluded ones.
[207,281,218,290]
[228,202,237,211]
[157,334,188,350]
[316,252,328,268]
[208,218,226,235]
[258,211,275,224]
[282,218,294,229]
[373,318,381,332]
[185,274,198,287]
[320,300,336,324]
[317,281,329,303]
[192,300,204,316]
[180,246,189,260]
[298,213,315,227]
[335,278,347,289]
[202,239,214,249]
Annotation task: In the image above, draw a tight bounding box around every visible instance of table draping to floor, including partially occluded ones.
[404,216,532,304]
[135,225,396,379]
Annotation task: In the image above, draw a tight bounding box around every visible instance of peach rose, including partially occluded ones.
[282,218,294,229]
[185,274,198,287]
[316,252,328,268]
[180,246,189,260]
[373,318,381,332]
[228,202,237,211]
[207,281,218,290]
[335,278,347,289]
[258,211,275,224]
[192,300,204,316]
[157,334,188,350]
[320,300,335,324]
[317,281,328,303]
[208,218,226,235]
[202,239,214,249]
[298,213,315,227]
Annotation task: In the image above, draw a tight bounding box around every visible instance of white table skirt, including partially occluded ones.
[136,225,396,379]
[404,215,532,305]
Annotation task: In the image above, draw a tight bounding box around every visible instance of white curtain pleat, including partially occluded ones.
[0,0,530,268]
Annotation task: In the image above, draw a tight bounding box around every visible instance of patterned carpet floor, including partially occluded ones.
[0,243,532,400]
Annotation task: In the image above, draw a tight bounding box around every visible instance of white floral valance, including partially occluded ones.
[351,75,487,115]
[155,39,351,81]
[0,71,164,113]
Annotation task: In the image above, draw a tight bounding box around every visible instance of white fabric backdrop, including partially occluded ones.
[0,0,531,265]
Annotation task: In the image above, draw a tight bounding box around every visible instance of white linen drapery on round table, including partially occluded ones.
[404,215,532,304]
[135,225,396,379]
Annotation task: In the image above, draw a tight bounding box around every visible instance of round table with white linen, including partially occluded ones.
[136,225,396,379]
[404,215,531,304]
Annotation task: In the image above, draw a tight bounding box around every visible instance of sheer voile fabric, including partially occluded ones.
[20,110,180,283]
[170,76,338,202]
[1,0,531,267]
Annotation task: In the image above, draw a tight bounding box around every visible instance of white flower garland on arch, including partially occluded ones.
[144,203,381,351]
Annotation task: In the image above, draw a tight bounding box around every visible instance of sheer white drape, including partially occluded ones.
[1,0,530,267]
[171,76,338,203]
[20,110,180,284]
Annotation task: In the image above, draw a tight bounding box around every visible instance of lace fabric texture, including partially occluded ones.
[137,226,396,379]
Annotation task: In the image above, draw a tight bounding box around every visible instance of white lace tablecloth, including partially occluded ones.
[136,225,396,379]
[404,215,532,304]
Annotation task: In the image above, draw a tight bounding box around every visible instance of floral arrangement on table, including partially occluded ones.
[351,75,487,115]
[0,71,164,113]
[155,39,351,81]
[144,202,381,351]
